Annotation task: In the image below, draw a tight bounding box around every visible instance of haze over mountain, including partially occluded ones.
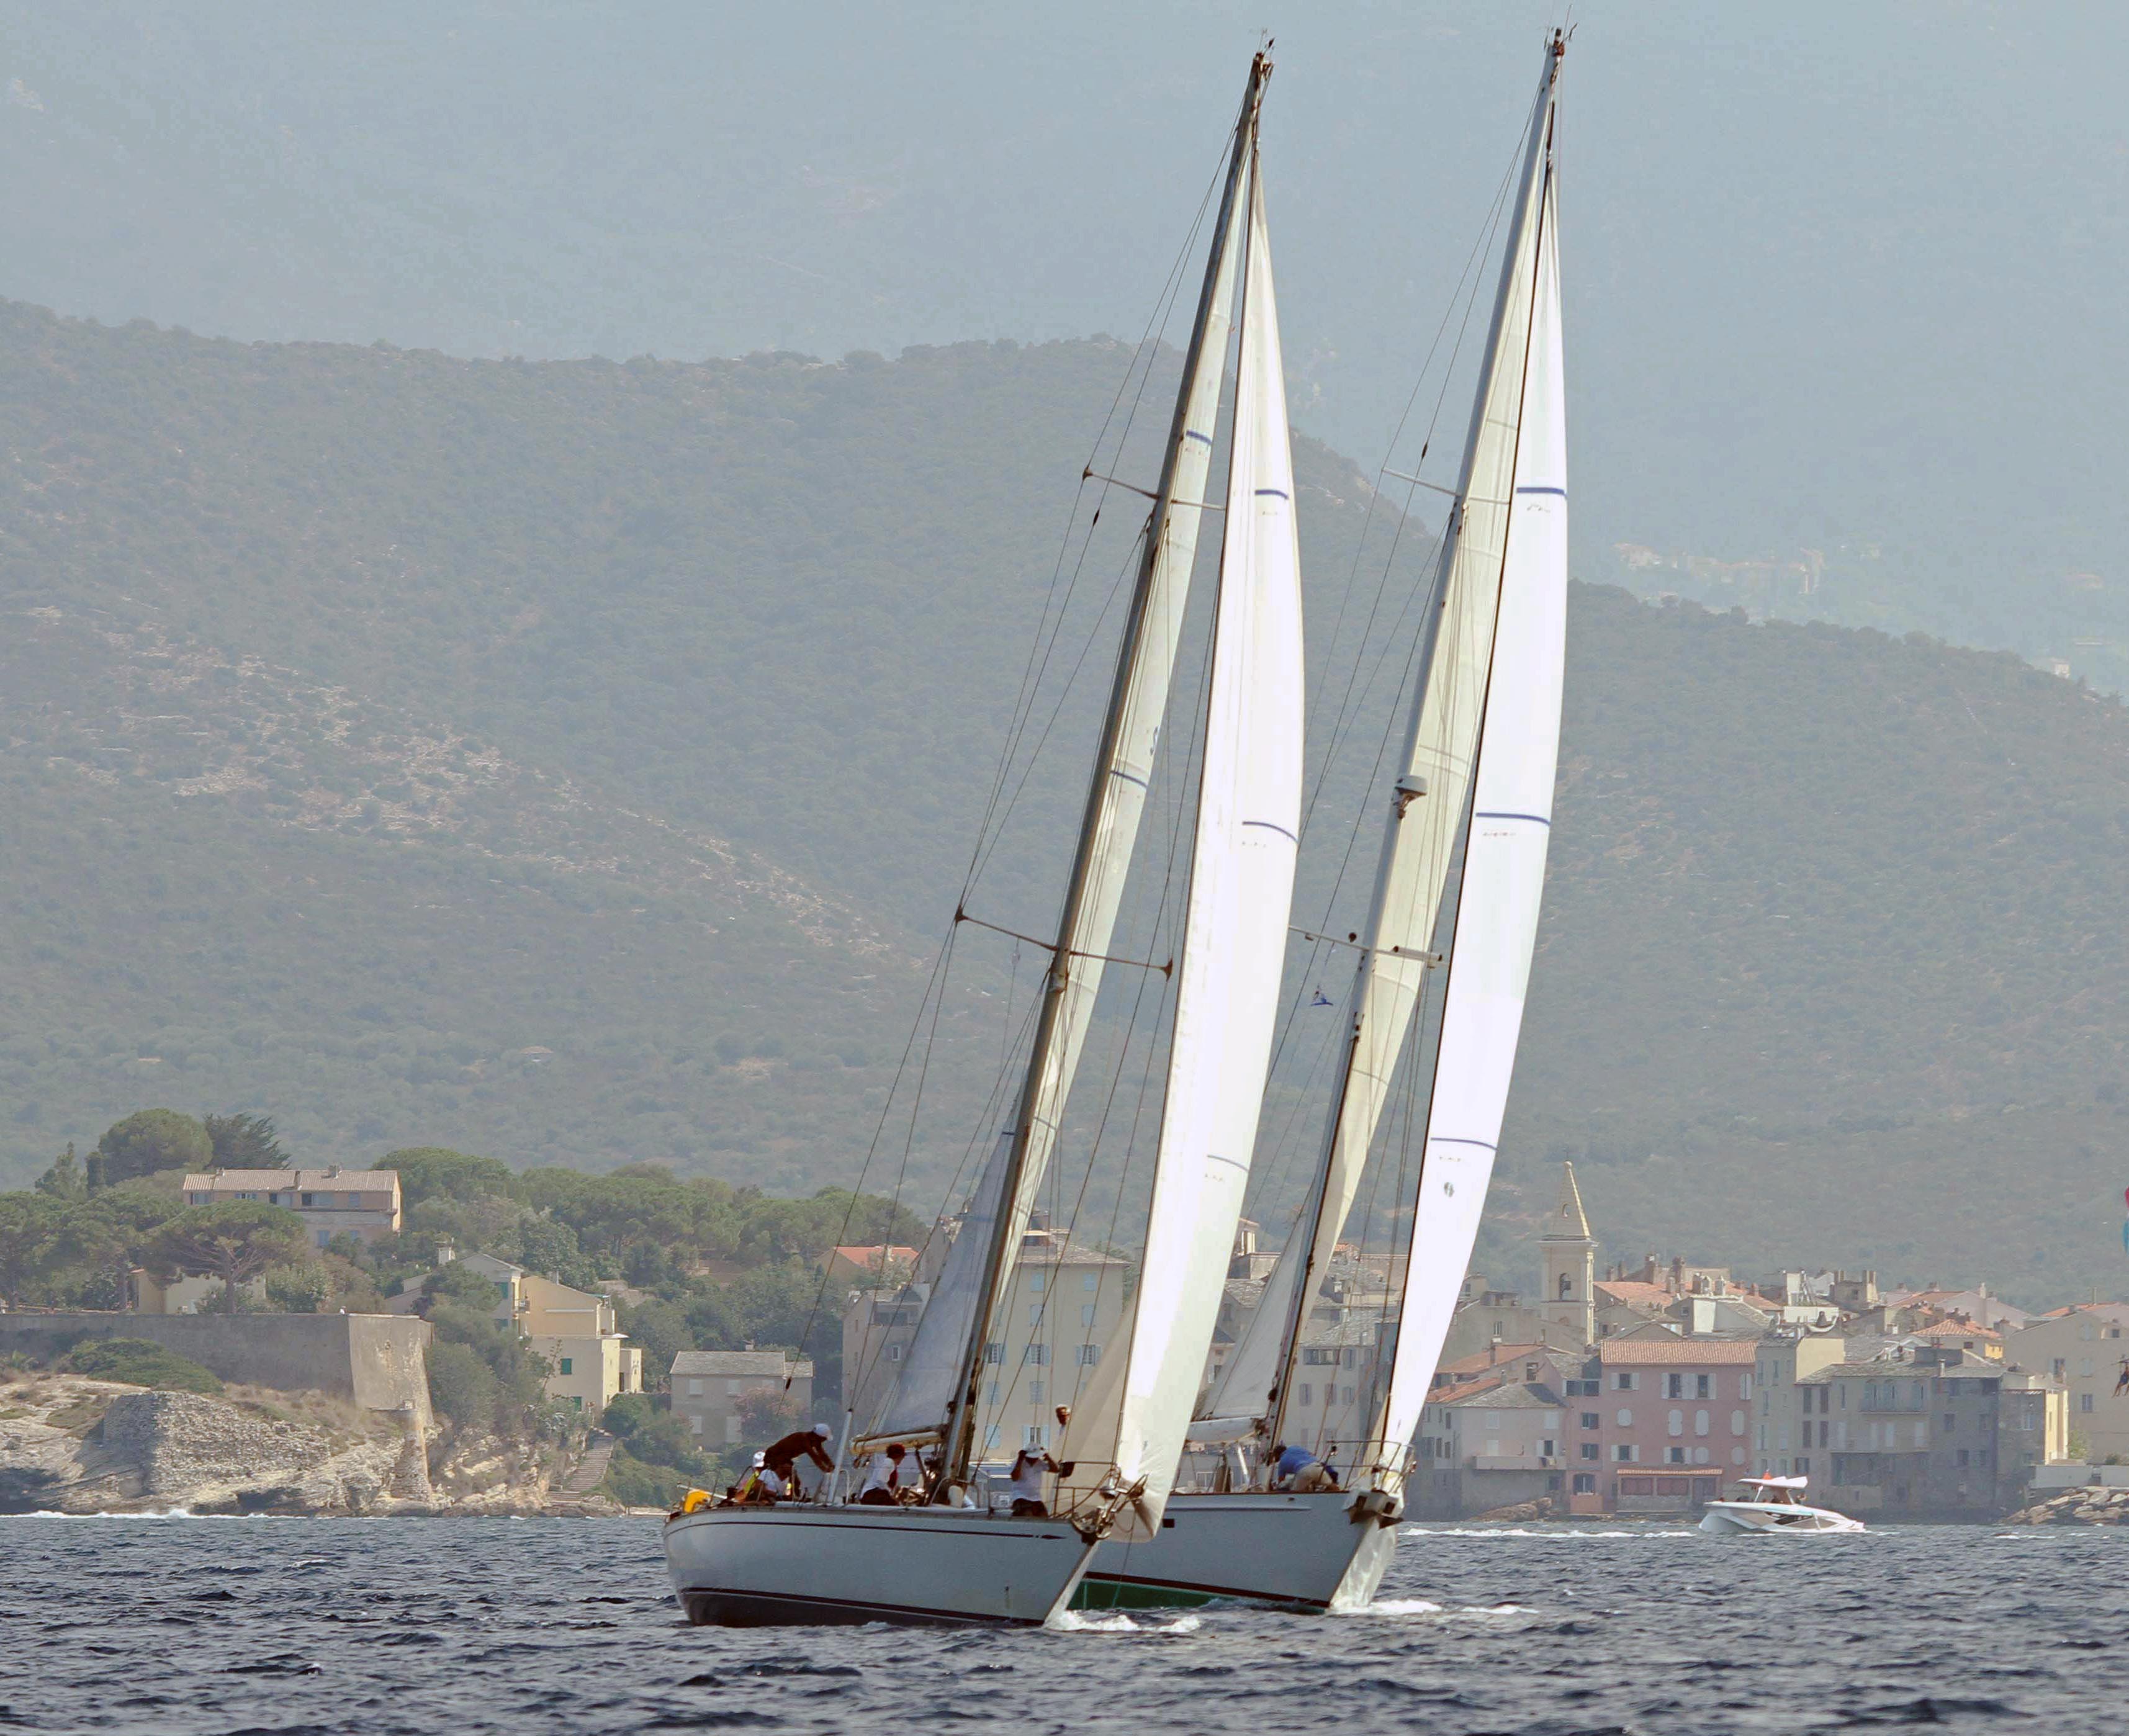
[4,304,2129,1302]
[6,1,2126,692]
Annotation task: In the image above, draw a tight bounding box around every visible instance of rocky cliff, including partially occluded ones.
[0,1374,623,1516]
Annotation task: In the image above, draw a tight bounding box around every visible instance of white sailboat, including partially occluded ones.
[1081,30,1570,1613]
[665,50,1303,1627]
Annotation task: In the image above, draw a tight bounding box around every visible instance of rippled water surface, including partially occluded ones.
[4,1516,2124,1734]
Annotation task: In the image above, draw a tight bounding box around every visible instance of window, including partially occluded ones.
[1614,1372,1637,1391]
[1796,1456,1809,1475]
[1955,1449,1969,1468]
[984,1342,1005,1365]
[1580,1412,1600,1431]
[1082,1274,1098,1293]
[1024,1425,1048,1449]
[983,1426,1001,1455]
[726,1416,741,1444]
[687,1379,702,1396]
[1615,1408,1633,1428]
[1081,1305,1097,1328]
[1739,1374,1752,1400]
[1668,1408,1684,1436]
[300,1192,317,1207]
[1695,1410,1709,1437]
[1029,1274,1045,1293]
[1075,1344,1101,1367]
[1613,1444,1637,1463]
[1029,1305,1044,1328]
[1302,1348,1339,1365]
[1485,1411,1501,1432]
[1943,1413,1955,1432]
[315,1231,331,1248]
[1696,1375,1712,1400]
[985,1382,999,1406]
[886,1344,903,1363]
[1299,1383,1313,1408]
[559,1358,573,1375]
[1028,1380,1043,1405]
[1580,1442,1600,1461]
[1024,1344,1050,1367]
[1667,1447,1688,1464]
[688,1414,703,1434]
[1667,1374,1684,1399]
[1541,1439,1556,1458]
[1731,1410,1746,1435]
[1572,1473,1597,1494]
[2081,1393,2096,1414]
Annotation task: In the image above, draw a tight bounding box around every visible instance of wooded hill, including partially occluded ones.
[3,299,2127,1301]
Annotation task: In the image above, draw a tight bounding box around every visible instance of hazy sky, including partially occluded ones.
[4,1,2125,609]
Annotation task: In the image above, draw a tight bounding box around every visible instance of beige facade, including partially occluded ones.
[132,1271,268,1315]
[1414,1360,1575,1518]
[1752,1330,1850,1478]
[456,1252,642,1412]
[2004,1304,2129,1461]
[974,1225,1130,1462]
[672,1349,814,1449]
[181,1167,402,1248]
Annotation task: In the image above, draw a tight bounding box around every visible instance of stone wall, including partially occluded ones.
[0,1313,432,1428]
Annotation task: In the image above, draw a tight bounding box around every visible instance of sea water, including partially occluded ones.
[2,1515,2121,1734]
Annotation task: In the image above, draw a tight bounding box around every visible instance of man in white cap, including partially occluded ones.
[762,1422,836,1496]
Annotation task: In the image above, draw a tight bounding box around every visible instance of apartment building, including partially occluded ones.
[1589,1334,1757,1513]
[2004,1304,2129,1462]
[671,1348,814,1450]
[452,1251,642,1411]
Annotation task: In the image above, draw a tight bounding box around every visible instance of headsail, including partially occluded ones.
[1373,92,1566,1467]
[1205,38,1566,1463]
[1061,138,1303,1537]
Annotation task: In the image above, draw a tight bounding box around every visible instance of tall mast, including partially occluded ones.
[943,54,1272,1482]
[1258,34,1564,1462]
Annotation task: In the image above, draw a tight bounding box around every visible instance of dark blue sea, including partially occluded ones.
[2,1515,2122,1734]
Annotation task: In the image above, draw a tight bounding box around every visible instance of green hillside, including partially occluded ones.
[4,300,2129,1301]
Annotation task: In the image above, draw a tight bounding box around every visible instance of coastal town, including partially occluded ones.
[9,1137,2116,1527]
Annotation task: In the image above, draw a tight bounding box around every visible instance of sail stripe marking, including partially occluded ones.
[1184,429,1214,446]
[1242,819,1299,844]
[1254,488,1290,500]
[1428,1136,1498,1152]
[1474,811,1551,826]
[1515,485,1566,497]
[1110,768,1151,789]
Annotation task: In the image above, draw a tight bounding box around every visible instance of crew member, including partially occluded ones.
[734,1450,780,1503]
[857,1442,908,1506]
[1270,1442,1339,1493]
[1007,1414,1078,1518]
[762,1422,837,1495]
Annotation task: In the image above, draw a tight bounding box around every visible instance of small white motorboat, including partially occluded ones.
[1699,1475,1865,1536]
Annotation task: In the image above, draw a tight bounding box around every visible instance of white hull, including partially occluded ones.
[1699,1500,1864,1537]
[1079,1491,1397,1611]
[665,1503,1096,1627]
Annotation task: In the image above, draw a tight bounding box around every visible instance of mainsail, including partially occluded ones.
[1202,38,1567,1469]
[1060,147,1303,1536]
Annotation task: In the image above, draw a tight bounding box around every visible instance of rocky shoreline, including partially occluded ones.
[0,1374,647,1518]
[2002,1485,2129,1526]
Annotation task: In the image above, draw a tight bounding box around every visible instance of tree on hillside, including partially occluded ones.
[145,1202,309,1312]
[34,1143,86,1201]
[203,1112,286,1167]
[0,1196,63,1308]
[94,1110,213,1189]
[380,1146,515,1210]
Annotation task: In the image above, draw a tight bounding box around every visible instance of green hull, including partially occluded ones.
[1072,1576,1218,1611]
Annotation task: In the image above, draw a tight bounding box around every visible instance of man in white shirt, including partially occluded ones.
[857,1442,908,1506]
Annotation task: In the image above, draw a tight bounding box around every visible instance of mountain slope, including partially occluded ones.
[6,302,2129,1300]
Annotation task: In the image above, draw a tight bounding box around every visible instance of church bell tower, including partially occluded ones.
[1540,1161,1596,1348]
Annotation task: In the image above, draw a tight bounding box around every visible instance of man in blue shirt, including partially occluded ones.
[1270,1442,1338,1493]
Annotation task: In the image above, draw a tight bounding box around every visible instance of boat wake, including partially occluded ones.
[1048,1610,1204,1636]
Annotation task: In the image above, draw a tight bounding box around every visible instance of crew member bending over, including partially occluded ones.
[1270,1442,1339,1493]
[762,1423,837,1496]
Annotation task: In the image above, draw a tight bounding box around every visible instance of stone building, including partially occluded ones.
[671,1348,815,1451]
[2004,1303,2129,1462]
[181,1166,402,1247]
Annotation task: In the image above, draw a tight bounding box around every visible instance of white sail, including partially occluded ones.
[992,194,1246,1254]
[1214,56,1561,1452]
[1375,151,1565,1464]
[1064,160,1303,1538]
[859,1129,1010,1442]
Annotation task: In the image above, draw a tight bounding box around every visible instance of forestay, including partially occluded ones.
[1063,156,1303,1537]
